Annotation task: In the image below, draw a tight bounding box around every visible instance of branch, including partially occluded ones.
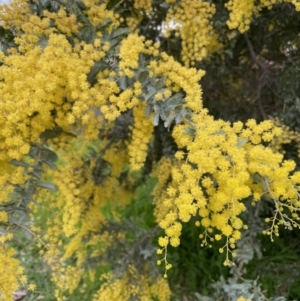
[244,32,265,70]
[244,32,268,119]
[256,70,268,120]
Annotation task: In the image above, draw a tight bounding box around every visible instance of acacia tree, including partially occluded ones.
[1,0,300,300]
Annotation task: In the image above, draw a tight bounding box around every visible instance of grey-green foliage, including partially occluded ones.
[195,266,288,301]
[98,218,159,277]
[0,0,133,235]
[132,54,192,128]
[100,47,192,130]
[195,277,274,301]
[53,1,194,133]
[1,141,58,238]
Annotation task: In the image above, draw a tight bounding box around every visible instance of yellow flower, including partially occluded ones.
[28,284,37,291]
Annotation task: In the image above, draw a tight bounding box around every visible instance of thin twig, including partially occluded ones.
[256,70,268,120]
[244,32,268,119]
[244,32,266,70]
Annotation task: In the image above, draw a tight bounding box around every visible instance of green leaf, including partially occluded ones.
[159,109,167,120]
[109,37,124,49]
[10,160,29,168]
[31,172,42,180]
[40,148,58,168]
[216,129,225,136]
[139,54,146,68]
[167,92,184,108]
[145,104,152,117]
[139,248,153,260]
[146,86,156,101]
[153,113,160,126]
[38,36,48,49]
[153,104,160,113]
[119,76,127,90]
[111,28,129,39]
[251,172,261,184]
[224,49,233,59]
[155,76,166,90]
[160,2,170,8]
[184,128,196,137]
[164,114,177,128]
[42,160,56,169]
[138,70,149,82]
[88,61,108,85]
[95,18,112,31]
[175,114,183,124]
[100,201,113,221]
[23,185,36,204]
[262,177,269,193]
[36,182,57,192]
[28,146,40,157]
[40,127,66,139]
[237,137,248,148]
[14,184,36,206]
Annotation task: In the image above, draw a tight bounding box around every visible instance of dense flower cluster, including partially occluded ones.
[156,114,300,266]
[119,34,159,77]
[2,0,300,300]
[226,0,257,33]
[0,164,29,299]
[152,157,173,222]
[0,33,109,161]
[163,0,221,66]
[269,118,300,157]
[133,0,153,13]
[226,0,300,32]
[93,266,171,301]
[149,53,205,112]
[34,137,134,298]
[83,0,119,28]
[0,235,26,301]
[129,103,154,170]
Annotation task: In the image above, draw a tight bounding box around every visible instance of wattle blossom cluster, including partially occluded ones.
[129,103,154,170]
[156,113,300,267]
[149,53,205,112]
[225,0,257,33]
[1,0,300,299]
[0,234,26,301]
[269,118,300,157]
[226,0,300,32]
[93,266,171,301]
[163,0,221,66]
[133,0,153,13]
